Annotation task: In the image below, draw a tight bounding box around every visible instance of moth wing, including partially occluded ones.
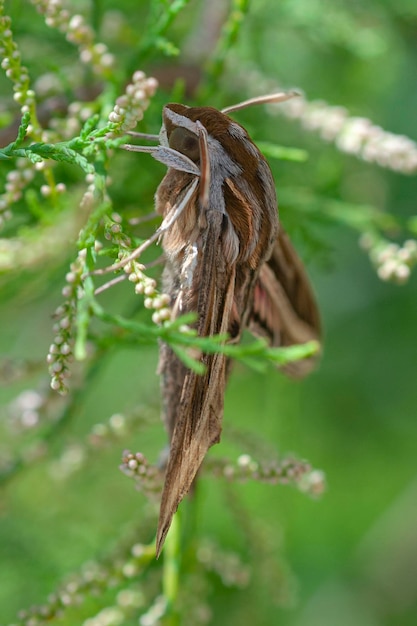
[249,226,321,377]
[156,211,235,557]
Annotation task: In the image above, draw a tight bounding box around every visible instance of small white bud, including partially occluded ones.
[132,71,145,83]
[144,284,156,296]
[152,311,161,324]
[40,185,51,197]
[59,317,71,330]
[65,272,77,284]
[109,111,121,123]
[158,308,171,321]
[100,53,115,68]
[50,377,61,391]
[237,454,252,468]
[394,264,410,284]
[80,49,93,64]
[69,14,84,30]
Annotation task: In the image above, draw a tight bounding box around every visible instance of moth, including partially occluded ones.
[124,93,321,557]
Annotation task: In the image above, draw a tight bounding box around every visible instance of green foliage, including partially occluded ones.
[1,0,417,625]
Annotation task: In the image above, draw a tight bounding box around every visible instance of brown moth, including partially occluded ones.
[124,93,321,557]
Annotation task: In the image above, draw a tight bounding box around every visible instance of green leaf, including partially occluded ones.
[0,111,31,158]
[16,111,31,146]
[266,340,320,365]
[257,142,308,162]
[171,345,206,374]
[25,143,95,174]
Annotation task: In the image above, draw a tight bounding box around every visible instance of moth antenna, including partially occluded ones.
[196,120,210,209]
[221,91,299,115]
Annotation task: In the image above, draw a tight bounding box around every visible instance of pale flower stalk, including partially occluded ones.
[228,60,417,175]
[225,60,417,283]
[31,0,115,77]
[360,235,417,284]
[107,71,159,137]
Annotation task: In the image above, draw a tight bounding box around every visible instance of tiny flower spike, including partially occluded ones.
[31,0,115,77]
[46,251,86,394]
[95,211,173,326]
[123,259,172,325]
[107,71,158,137]
[120,451,164,499]
[205,454,323,492]
[0,158,35,228]
[227,60,417,175]
[360,235,417,285]
[0,7,69,226]
[0,12,36,120]
[8,530,155,625]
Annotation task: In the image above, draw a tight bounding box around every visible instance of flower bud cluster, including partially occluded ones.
[361,234,417,284]
[49,100,96,140]
[104,212,131,247]
[120,450,163,497]
[46,251,86,394]
[298,469,327,497]
[0,12,39,126]
[8,389,45,432]
[40,180,67,197]
[207,453,317,489]
[122,258,172,325]
[107,71,158,137]
[14,548,148,626]
[83,593,146,626]
[228,61,417,175]
[197,540,251,589]
[101,214,171,324]
[138,595,167,626]
[0,158,35,227]
[88,413,127,446]
[49,413,132,481]
[32,1,115,76]
[78,172,99,215]
[67,15,115,76]
[279,98,417,174]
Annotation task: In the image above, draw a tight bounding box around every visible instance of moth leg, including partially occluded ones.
[93,179,199,276]
[221,91,299,114]
[128,210,159,225]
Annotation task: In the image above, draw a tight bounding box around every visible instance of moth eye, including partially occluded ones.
[169,127,200,162]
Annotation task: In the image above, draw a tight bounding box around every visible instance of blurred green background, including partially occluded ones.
[1,0,417,624]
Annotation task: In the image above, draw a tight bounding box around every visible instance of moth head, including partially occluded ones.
[168,126,200,162]
[162,104,206,163]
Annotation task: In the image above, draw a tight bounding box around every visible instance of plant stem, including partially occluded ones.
[162,510,181,625]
